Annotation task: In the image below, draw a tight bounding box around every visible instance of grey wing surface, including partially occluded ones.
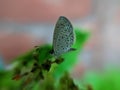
[53,16,74,56]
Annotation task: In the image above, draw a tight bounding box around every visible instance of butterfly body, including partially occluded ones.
[51,16,75,57]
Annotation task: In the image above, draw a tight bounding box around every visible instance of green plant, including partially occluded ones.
[0,28,90,90]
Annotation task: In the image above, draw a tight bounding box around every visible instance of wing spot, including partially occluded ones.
[58,38,61,41]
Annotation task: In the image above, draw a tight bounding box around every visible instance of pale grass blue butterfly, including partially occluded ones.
[50,16,75,57]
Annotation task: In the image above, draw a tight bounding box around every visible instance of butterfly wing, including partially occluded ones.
[53,16,74,56]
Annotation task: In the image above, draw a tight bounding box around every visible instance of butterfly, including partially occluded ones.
[50,16,75,57]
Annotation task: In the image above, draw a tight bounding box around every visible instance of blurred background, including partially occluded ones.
[0,0,120,75]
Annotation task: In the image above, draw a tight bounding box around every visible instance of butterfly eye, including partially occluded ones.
[49,49,54,55]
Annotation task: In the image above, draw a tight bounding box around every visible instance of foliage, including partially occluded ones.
[0,28,90,90]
